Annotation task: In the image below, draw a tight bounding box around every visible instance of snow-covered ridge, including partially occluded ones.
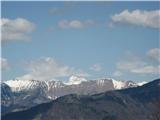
[5,79,45,92]
[4,75,89,93]
[4,79,64,92]
[3,76,141,93]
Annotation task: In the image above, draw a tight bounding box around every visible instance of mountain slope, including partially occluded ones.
[1,83,15,115]
[2,79,160,120]
[1,76,138,115]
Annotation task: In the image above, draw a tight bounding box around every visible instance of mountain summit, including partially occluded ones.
[64,75,87,85]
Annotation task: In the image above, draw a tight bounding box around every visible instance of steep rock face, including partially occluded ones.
[2,79,160,120]
[1,76,138,114]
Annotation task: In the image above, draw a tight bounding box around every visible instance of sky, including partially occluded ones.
[1,1,160,82]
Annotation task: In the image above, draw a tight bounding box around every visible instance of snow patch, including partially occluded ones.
[138,81,148,86]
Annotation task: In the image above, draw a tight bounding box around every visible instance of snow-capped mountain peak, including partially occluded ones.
[112,79,126,89]
[64,75,87,85]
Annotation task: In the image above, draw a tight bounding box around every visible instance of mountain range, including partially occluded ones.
[1,75,139,115]
[2,78,160,120]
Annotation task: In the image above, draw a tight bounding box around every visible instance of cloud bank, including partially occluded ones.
[112,9,160,28]
[147,48,160,62]
[1,18,35,42]
[17,57,89,80]
[113,48,160,76]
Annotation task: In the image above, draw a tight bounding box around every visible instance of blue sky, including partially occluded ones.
[1,1,160,82]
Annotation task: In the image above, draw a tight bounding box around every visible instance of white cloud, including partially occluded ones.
[113,71,123,77]
[116,59,159,75]
[114,49,160,76]
[117,60,147,71]
[69,20,84,28]
[1,18,35,42]
[111,9,160,28]
[131,65,160,74]
[58,19,95,29]
[17,57,89,80]
[116,52,147,71]
[72,69,90,77]
[1,58,10,70]
[90,64,102,72]
[147,48,160,62]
